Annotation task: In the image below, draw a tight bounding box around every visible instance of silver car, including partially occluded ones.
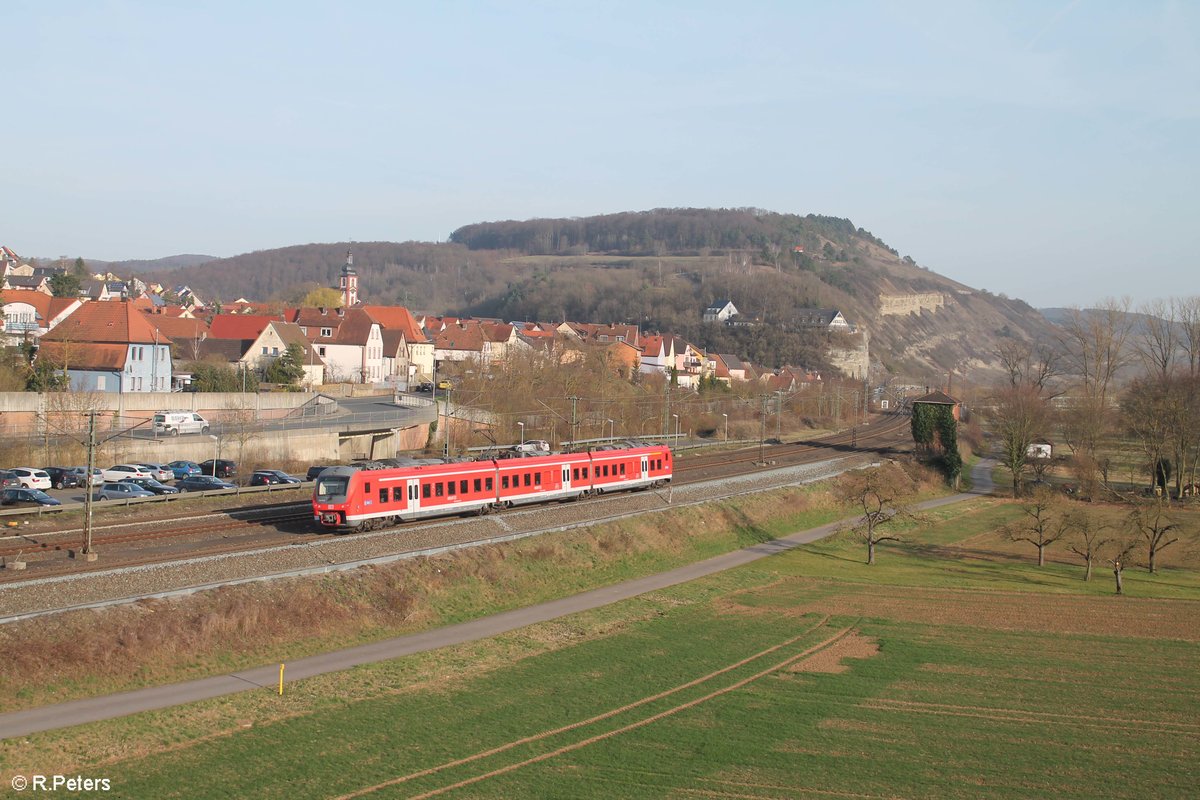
[96,481,155,501]
[136,463,175,482]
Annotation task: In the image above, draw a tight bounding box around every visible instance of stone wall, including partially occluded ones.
[878,292,945,316]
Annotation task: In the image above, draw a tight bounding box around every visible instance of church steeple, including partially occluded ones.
[340,249,358,307]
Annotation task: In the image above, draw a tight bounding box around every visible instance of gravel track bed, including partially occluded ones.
[0,456,868,621]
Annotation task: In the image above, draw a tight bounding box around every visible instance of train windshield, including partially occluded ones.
[316,476,349,500]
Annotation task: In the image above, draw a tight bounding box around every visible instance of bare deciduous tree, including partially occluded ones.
[1107,536,1140,596]
[989,383,1054,498]
[1129,497,1179,574]
[1056,299,1134,464]
[1066,510,1111,582]
[836,463,919,565]
[1007,486,1069,566]
[1133,299,1178,380]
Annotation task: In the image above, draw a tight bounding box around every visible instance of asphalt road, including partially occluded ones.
[0,460,998,739]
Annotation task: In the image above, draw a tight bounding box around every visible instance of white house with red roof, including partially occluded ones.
[38,300,173,392]
[205,314,325,386]
[0,290,81,345]
[361,305,434,384]
[638,334,675,378]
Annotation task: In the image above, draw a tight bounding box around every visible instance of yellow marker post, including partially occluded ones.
[279,663,285,696]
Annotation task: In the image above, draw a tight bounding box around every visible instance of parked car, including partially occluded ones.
[0,488,63,508]
[96,481,155,501]
[197,459,237,479]
[125,477,180,495]
[8,468,52,490]
[68,466,104,487]
[415,381,434,393]
[42,467,81,490]
[249,470,302,486]
[166,460,202,480]
[436,378,453,390]
[136,462,175,483]
[0,472,21,489]
[177,475,236,492]
[101,464,153,482]
[306,465,336,481]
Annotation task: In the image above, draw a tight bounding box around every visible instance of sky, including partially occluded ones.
[3,1,1196,308]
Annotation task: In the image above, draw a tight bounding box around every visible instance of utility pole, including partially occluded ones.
[775,391,783,441]
[76,410,98,561]
[443,387,452,458]
[569,395,579,452]
[663,381,670,438]
[759,395,768,465]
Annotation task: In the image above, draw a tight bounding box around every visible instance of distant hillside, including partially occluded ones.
[146,208,1061,381]
[32,253,216,273]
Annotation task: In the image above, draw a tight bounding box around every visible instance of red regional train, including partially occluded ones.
[312,443,673,532]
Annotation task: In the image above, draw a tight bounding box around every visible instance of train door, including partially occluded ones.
[640,456,649,480]
[562,466,571,491]
[407,478,420,517]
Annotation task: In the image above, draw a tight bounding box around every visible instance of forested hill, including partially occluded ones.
[449,208,896,258]
[144,207,1057,380]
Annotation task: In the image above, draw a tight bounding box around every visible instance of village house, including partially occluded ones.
[204,314,325,386]
[38,300,173,392]
[0,290,82,345]
[702,299,738,324]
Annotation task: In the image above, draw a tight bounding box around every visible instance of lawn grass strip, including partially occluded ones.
[864,698,1200,734]
[336,623,855,800]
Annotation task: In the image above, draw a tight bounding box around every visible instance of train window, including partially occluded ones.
[502,475,509,489]
[379,488,388,504]
[583,467,589,478]
[523,473,531,487]
[474,478,482,493]
[572,468,579,480]
[422,484,430,498]
[460,480,468,495]
[364,482,371,494]
[602,465,609,477]
[534,473,541,486]
[619,463,626,475]
[435,482,444,497]
[486,477,493,490]
[393,486,403,502]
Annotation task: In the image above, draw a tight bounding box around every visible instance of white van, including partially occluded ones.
[153,411,210,436]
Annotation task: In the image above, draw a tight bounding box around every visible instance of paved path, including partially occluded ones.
[0,460,996,739]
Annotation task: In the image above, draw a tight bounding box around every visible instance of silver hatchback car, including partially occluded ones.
[96,481,156,501]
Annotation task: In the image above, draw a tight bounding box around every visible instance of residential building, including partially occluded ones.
[702,300,738,324]
[38,300,173,392]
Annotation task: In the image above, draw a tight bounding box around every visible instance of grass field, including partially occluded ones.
[7,489,1198,799]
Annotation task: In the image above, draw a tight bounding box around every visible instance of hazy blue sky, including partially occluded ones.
[4,1,1196,307]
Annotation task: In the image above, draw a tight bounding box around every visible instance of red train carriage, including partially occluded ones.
[496,452,591,507]
[313,443,672,532]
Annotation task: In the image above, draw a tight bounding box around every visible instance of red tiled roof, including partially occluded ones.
[142,312,209,342]
[361,304,428,343]
[42,300,172,345]
[0,289,56,320]
[334,308,377,346]
[208,314,276,340]
[37,341,128,371]
[433,326,484,351]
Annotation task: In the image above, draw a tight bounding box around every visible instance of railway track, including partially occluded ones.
[0,412,911,581]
